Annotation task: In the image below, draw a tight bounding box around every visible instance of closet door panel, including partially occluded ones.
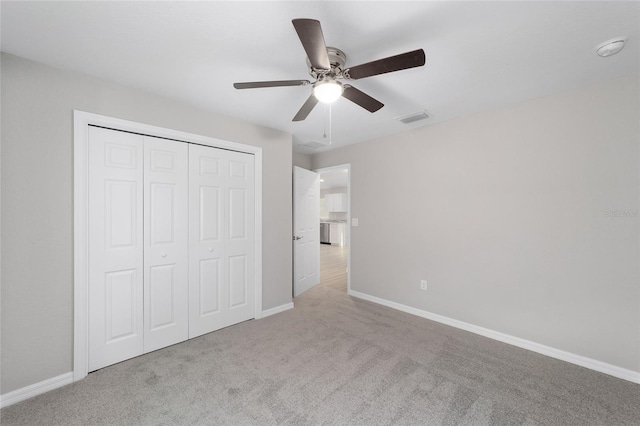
[143,137,189,353]
[225,151,255,325]
[189,145,226,338]
[189,145,255,338]
[198,258,221,315]
[229,255,247,307]
[196,185,223,317]
[88,127,144,372]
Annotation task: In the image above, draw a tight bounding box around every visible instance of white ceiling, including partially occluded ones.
[2,1,638,153]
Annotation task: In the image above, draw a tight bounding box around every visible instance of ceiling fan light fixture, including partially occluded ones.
[313,80,343,104]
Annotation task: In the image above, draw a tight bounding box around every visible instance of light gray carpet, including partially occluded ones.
[2,281,639,425]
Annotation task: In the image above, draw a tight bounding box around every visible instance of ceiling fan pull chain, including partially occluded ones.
[329,103,333,145]
[323,104,328,139]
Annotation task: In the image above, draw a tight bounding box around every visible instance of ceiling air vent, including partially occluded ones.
[299,140,331,150]
[395,111,430,124]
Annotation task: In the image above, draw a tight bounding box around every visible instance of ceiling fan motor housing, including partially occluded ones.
[307,47,347,81]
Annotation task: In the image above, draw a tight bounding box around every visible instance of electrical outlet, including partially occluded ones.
[420,280,427,291]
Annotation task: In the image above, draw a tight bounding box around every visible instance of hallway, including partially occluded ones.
[319,244,347,292]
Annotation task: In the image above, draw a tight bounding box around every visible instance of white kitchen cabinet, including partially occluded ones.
[325,193,347,212]
[330,222,347,246]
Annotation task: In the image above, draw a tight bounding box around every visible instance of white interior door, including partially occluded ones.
[189,144,255,338]
[143,136,189,352]
[88,126,144,371]
[293,166,320,297]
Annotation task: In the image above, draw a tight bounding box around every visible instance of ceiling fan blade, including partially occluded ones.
[292,19,331,70]
[344,49,426,80]
[234,80,310,89]
[292,94,319,121]
[342,85,384,113]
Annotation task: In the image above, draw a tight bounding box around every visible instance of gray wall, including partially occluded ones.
[1,54,293,393]
[312,74,640,373]
[292,152,312,170]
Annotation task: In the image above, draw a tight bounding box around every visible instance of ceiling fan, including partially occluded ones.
[233,19,426,122]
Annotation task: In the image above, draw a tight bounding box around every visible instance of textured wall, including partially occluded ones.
[1,54,293,393]
[312,75,640,373]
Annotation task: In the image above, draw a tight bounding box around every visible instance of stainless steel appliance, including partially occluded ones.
[320,222,330,244]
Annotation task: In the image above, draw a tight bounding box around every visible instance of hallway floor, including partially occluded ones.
[320,243,347,292]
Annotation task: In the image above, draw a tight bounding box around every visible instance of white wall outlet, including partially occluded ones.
[420,280,427,291]
[351,218,359,227]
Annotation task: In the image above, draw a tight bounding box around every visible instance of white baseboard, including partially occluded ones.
[261,302,294,318]
[348,290,640,384]
[0,372,73,409]
[1,304,294,409]
[3,295,635,410]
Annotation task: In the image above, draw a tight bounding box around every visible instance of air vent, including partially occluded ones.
[299,140,330,149]
[395,111,430,124]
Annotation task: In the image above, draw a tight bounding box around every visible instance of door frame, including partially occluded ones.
[73,110,263,381]
[314,163,351,293]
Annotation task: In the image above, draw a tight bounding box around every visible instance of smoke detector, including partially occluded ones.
[595,37,627,57]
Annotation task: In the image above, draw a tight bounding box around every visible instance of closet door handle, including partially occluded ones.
[208,248,214,252]
[161,252,167,258]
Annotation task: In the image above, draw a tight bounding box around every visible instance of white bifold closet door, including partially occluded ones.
[88,126,255,372]
[88,127,145,371]
[142,136,189,353]
[89,127,189,371]
[188,144,255,338]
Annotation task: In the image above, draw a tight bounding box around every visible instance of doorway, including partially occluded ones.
[315,164,351,293]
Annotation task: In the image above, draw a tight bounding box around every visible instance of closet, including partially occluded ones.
[87,126,254,372]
